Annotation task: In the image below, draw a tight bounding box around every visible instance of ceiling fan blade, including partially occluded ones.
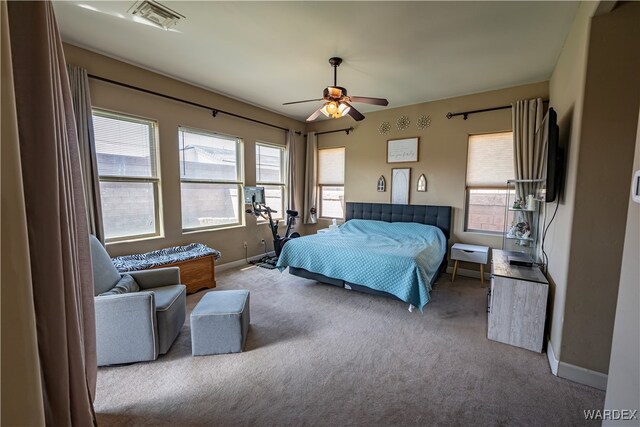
[283,98,323,106]
[349,96,389,106]
[346,105,365,121]
[306,107,324,122]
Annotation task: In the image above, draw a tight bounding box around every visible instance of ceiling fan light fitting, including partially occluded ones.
[325,100,339,114]
[338,102,350,117]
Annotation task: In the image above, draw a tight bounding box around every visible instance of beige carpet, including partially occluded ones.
[95,267,604,426]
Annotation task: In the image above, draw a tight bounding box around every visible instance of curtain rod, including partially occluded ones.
[446,100,549,120]
[305,127,354,137]
[88,74,302,135]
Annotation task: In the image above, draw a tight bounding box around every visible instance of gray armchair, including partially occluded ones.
[89,236,186,366]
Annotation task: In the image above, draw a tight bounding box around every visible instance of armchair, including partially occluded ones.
[90,236,186,366]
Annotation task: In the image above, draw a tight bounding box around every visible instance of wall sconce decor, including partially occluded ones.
[377,175,386,192]
[417,174,427,192]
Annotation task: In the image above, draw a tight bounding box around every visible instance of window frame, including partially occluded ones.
[92,108,162,243]
[255,141,287,222]
[464,131,514,234]
[178,126,244,233]
[317,147,346,220]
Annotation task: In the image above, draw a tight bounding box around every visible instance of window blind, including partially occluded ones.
[93,111,157,178]
[466,132,514,187]
[256,143,283,184]
[318,147,345,185]
[178,127,240,182]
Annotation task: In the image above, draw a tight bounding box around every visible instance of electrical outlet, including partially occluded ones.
[243,241,247,248]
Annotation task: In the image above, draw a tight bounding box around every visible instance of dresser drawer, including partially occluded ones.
[451,243,489,264]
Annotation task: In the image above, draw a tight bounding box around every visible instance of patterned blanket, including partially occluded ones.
[112,243,221,272]
[276,219,446,310]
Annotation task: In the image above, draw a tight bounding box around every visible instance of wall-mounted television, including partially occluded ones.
[244,186,265,204]
[543,108,562,203]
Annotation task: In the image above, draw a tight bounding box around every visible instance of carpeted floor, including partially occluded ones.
[94,267,604,426]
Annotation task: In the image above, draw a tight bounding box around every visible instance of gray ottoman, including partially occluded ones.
[190,290,250,356]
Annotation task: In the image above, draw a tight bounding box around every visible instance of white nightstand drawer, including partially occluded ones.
[451,243,489,264]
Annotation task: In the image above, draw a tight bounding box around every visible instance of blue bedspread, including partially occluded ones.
[276,219,446,310]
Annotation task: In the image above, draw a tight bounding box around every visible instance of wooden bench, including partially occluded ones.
[112,243,220,295]
[150,255,216,294]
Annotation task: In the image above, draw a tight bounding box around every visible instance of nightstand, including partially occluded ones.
[451,243,489,286]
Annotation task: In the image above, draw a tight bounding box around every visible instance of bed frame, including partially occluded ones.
[289,202,452,302]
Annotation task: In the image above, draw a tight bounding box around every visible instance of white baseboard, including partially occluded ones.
[215,252,275,273]
[557,362,608,391]
[546,339,608,390]
[446,266,491,280]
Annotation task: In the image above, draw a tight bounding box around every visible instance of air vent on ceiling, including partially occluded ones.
[128,0,184,30]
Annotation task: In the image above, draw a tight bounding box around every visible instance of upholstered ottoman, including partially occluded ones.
[190,290,250,356]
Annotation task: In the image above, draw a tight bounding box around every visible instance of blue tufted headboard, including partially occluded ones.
[345,202,452,240]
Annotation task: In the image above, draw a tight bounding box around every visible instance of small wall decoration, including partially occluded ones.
[377,175,386,192]
[417,174,427,192]
[387,137,419,163]
[378,121,391,135]
[391,168,411,204]
[417,115,431,130]
[396,115,410,130]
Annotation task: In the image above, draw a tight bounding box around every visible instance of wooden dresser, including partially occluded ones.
[487,250,548,352]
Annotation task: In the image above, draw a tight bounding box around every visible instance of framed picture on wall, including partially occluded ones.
[387,137,419,163]
[391,168,411,204]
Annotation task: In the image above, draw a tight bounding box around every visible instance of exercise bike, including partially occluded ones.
[246,199,300,259]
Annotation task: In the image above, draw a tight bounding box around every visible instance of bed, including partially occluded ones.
[276,202,451,310]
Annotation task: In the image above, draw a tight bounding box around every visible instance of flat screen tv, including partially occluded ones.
[543,108,562,203]
[244,186,265,204]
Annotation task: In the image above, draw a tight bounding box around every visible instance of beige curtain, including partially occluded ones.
[286,130,297,212]
[7,1,97,425]
[512,98,547,262]
[1,2,45,425]
[67,63,105,243]
[303,131,318,224]
[512,98,547,197]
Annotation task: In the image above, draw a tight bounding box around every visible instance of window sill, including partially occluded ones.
[106,233,164,246]
[182,223,245,235]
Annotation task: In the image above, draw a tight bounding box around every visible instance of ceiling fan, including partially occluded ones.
[283,57,389,122]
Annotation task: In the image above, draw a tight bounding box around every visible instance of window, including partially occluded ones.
[465,132,514,233]
[318,147,345,219]
[179,127,243,231]
[93,110,161,242]
[256,142,285,220]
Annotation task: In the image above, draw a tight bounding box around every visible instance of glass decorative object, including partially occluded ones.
[417,115,431,130]
[378,121,390,135]
[396,115,410,130]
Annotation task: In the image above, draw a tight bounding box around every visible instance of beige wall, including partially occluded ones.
[561,1,640,373]
[603,106,640,424]
[307,81,549,269]
[63,44,309,263]
[545,0,598,364]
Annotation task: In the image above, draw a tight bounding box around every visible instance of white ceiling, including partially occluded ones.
[53,1,579,122]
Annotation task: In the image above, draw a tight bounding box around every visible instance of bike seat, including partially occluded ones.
[286,210,299,217]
